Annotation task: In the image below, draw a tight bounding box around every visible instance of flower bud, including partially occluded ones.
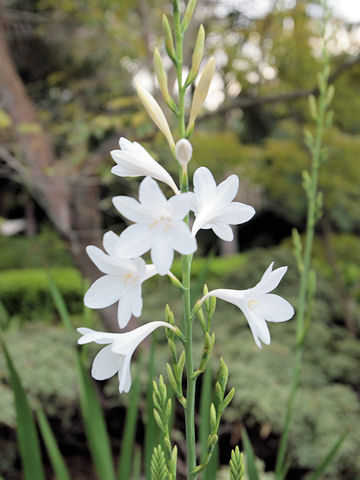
[185,25,205,87]
[175,138,193,168]
[154,48,177,112]
[187,57,216,133]
[182,0,197,33]
[135,82,175,150]
[162,14,176,61]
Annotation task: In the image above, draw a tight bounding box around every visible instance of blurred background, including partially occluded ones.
[0,0,359,479]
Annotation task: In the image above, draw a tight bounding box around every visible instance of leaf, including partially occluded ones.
[48,274,116,480]
[76,353,116,480]
[35,405,71,480]
[308,428,350,480]
[1,339,46,480]
[117,358,142,479]
[241,427,260,480]
[47,272,73,332]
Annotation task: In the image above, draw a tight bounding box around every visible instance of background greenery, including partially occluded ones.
[0,0,359,479]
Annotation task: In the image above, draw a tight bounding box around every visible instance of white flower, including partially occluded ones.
[77,321,174,393]
[111,137,179,195]
[84,231,157,328]
[202,262,294,348]
[113,176,196,275]
[191,167,255,241]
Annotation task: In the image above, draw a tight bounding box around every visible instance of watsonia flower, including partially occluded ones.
[77,321,175,393]
[201,262,294,348]
[111,137,179,194]
[191,167,255,240]
[113,176,196,275]
[84,231,156,328]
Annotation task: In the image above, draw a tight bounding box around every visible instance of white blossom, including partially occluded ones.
[77,321,174,393]
[113,176,196,275]
[84,231,156,328]
[111,137,179,194]
[202,262,294,348]
[191,167,255,240]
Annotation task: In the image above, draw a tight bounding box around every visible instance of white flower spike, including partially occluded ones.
[77,321,175,393]
[201,262,294,348]
[113,177,196,275]
[111,137,179,195]
[84,231,157,328]
[191,167,255,241]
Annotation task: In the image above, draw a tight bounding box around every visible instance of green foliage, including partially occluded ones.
[0,324,77,428]
[0,268,83,318]
[0,229,72,270]
[35,405,71,480]
[229,446,245,480]
[151,445,169,480]
[1,339,46,480]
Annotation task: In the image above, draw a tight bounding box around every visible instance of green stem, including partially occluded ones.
[173,1,197,478]
[275,48,329,477]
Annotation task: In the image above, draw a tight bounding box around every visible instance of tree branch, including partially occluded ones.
[201,54,360,120]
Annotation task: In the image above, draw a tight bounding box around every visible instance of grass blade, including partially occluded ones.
[132,445,142,479]
[242,427,260,480]
[0,298,10,330]
[48,271,72,332]
[49,274,116,480]
[76,353,116,480]
[117,358,142,479]
[35,405,71,480]
[308,428,350,480]
[1,339,46,480]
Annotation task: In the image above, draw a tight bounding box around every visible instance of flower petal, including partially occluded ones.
[103,231,119,256]
[84,275,122,309]
[86,245,133,274]
[144,264,157,281]
[151,237,174,275]
[193,167,216,202]
[111,321,175,354]
[130,286,143,317]
[118,354,132,393]
[77,327,118,345]
[214,174,239,208]
[139,177,167,207]
[211,222,234,241]
[117,294,134,328]
[91,345,119,380]
[112,196,153,223]
[246,264,288,296]
[168,192,195,220]
[167,221,197,254]
[255,294,294,322]
[215,202,255,225]
[115,223,154,258]
[244,310,271,348]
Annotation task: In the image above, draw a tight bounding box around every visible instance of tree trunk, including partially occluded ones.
[0,17,119,331]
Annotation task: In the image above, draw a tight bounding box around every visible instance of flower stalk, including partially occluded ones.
[274,6,333,476]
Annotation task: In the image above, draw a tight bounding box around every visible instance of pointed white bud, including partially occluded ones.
[175,138,193,168]
[135,82,175,150]
[187,57,216,133]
